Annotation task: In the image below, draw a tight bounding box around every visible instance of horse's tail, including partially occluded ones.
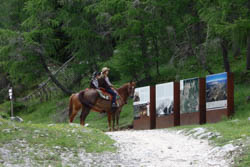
[78,90,93,108]
[69,94,74,118]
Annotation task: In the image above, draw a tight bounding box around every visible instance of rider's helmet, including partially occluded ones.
[92,71,100,79]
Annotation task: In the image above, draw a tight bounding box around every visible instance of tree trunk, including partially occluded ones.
[220,39,231,72]
[247,1,250,70]
[153,37,160,76]
[247,35,250,70]
[140,29,151,81]
[232,40,241,59]
[202,25,213,74]
[40,53,73,96]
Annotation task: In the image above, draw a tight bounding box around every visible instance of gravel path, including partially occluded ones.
[1,128,241,167]
[104,129,237,167]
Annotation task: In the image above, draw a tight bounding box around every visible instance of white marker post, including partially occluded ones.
[8,88,14,117]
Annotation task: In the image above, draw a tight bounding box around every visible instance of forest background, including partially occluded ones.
[0,0,250,166]
[1,0,250,100]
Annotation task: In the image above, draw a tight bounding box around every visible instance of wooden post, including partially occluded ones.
[199,78,206,124]
[227,72,234,117]
[8,88,14,117]
[150,85,156,129]
[174,82,180,126]
[11,98,14,117]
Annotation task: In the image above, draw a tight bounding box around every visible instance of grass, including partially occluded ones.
[0,118,116,153]
[0,117,116,166]
[17,98,68,124]
[3,96,135,132]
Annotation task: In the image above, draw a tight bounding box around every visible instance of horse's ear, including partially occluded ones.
[131,80,136,85]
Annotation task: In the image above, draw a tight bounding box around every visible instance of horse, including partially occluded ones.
[68,82,136,131]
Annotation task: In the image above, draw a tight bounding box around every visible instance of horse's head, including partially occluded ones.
[127,81,136,98]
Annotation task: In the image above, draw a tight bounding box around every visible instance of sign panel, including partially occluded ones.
[206,72,227,110]
[9,88,13,100]
[180,78,199,114]
[156,82,174,117]
[133,86,150,120]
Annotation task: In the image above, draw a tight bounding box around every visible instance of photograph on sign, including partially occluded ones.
[156,82,174,117]
[133,86,150,120]
[180,78,199,114]
[206,72,227,110]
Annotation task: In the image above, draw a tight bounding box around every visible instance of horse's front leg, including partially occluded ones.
[107,113,112,131]
[116,109,121,130]
[112,110,116,131]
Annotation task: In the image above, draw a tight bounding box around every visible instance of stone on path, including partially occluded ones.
[11,116,23,122]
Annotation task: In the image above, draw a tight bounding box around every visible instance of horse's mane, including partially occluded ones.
[118,82,129,90]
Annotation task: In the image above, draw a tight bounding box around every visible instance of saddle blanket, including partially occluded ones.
[97,88,120,101]
[85,88,120,101]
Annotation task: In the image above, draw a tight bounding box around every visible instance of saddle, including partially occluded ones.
[97,88,120,101]
[85,88,120,101]
[97,88,110,100]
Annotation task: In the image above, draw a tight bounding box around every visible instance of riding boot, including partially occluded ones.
[112,103,118,108]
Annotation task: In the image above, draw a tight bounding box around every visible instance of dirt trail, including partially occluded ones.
[105,129,238,167]
[0,127,241,167]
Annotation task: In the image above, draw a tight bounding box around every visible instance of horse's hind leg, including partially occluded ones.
[80,106,90,126]
[69,106,79,123]
[110,108,117,131]
[112,110,116,131]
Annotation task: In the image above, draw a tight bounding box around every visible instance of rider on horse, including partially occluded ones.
[90,71,101,89]
[98,67,118,108]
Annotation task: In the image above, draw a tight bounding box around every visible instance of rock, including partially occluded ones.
[11,116,23,122]
[69,123,80,127]
[198,132,213,139]
[0,121,2,126]
[82,128,91,133]
[34,130,40,133]
[192,128,206,137]
[53,146,61,150]
[221,144,238,153]
[2,129,11,133]
[168,146,172,149]
[176,130,185,135]
[248,117,250,121]
[231,119,239,123]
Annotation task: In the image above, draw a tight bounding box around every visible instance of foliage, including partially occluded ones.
[1,1,250,165]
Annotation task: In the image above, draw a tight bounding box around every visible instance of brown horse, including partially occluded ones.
[68,82,136,131]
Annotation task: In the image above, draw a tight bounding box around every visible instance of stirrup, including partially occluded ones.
[112,103,118,108]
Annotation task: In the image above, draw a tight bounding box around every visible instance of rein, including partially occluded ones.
[117,84,130,105]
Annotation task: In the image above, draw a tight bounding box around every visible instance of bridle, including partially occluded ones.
[128,83,135,98]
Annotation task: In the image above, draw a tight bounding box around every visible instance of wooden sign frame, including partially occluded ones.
[180,78,206,126]
[154,82,179,128]
[206,72,234,123]
[133,86,154,130]
[133,72,234,129]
